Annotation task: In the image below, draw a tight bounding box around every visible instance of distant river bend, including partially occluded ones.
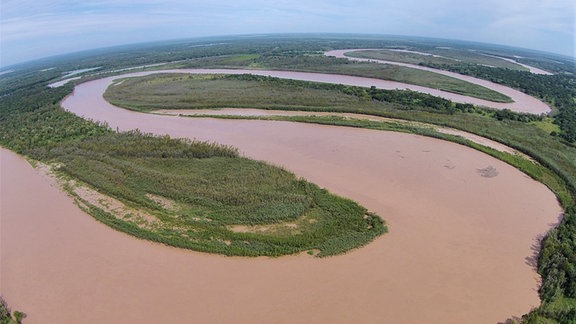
[325,49,551,114]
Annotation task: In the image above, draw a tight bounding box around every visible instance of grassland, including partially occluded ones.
[29,130,385,257]
[105,73,393,112]
[104,73,506,117]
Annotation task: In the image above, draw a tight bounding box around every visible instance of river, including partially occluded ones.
[0,70,561,323]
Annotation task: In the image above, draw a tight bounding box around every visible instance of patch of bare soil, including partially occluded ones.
[477,166,500,178]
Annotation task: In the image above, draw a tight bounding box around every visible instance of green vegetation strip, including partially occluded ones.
[39,131,385,257]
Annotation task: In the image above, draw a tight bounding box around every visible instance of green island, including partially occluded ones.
[1,35,575,322]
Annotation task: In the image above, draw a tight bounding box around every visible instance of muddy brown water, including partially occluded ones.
[0,72,561,323]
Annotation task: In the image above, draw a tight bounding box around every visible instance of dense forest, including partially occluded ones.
[1,35,575,322]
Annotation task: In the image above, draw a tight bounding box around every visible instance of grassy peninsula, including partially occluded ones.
[32,131,385,257]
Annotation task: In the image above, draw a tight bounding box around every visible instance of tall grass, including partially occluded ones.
[37,130,386,257]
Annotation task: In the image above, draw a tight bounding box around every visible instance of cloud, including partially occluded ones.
[1,0,574,66]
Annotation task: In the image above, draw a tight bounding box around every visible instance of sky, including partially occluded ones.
[1,0,575,67]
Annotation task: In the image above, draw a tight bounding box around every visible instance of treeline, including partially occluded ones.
[228,74,456,113]
[493,108,544,123]
[423,62,576,142]
[522,206,576,323]
[0,70,63,96]
[1,83,73,114]
[516,57,576,75]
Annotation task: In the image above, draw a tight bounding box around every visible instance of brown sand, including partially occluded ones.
[325,49,551,114]
[0,74,562,323]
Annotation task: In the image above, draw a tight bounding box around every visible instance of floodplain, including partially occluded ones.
[1,35,575,323]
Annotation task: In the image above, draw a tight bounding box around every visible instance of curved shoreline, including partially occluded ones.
[325,49,551,114]
[1,71,562,322]
[153,107,529,157]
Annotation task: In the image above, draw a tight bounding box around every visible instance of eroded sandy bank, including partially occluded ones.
[0,73,562,323]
